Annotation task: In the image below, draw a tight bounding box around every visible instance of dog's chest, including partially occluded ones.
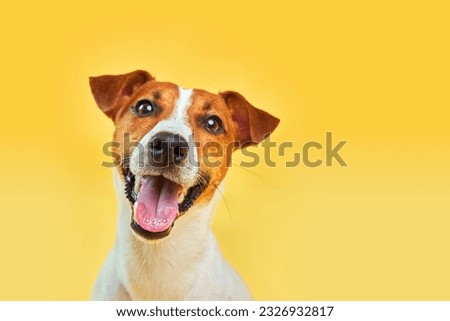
[121,238,212,300]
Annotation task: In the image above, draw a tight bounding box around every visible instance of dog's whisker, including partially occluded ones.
[122,156,131,168]
[231,161,265,179]
[195,172,234,224]
[195,172,209,188]
[215,184,233,224]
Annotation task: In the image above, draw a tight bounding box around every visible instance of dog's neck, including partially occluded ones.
[112,169,223,300]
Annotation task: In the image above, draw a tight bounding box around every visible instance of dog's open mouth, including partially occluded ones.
[122,167,208,240]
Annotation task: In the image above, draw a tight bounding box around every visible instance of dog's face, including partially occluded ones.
[90,70,279,241]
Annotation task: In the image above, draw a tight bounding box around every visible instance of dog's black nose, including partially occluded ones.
[148,132,189,167]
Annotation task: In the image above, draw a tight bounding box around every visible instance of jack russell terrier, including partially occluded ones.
[89,70,279,300]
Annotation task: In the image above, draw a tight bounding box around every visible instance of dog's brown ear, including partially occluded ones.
[89,70,153,118]
[220,91,280,147]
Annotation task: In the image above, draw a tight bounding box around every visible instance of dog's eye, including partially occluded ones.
[203,116,224,134]
[132,99,157,117]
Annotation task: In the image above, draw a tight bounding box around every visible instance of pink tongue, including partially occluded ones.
[135,176,182,233]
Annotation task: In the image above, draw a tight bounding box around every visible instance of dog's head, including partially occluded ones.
[90,70,279,241]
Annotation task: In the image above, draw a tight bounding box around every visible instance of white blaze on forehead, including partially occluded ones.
[174,87,193,120]
[151,86,194,138]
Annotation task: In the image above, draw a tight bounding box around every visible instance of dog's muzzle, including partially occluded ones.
[122,132,209,240]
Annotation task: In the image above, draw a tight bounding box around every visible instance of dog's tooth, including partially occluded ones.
[134,175,142,194]
[133,201,138,218]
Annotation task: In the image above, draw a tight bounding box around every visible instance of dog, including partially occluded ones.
[89,70,279,300]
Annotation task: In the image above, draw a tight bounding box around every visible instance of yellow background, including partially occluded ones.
[0,0,449,300]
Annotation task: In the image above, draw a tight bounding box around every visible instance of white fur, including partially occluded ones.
[174,87,193,119]
[91,169,252,300]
